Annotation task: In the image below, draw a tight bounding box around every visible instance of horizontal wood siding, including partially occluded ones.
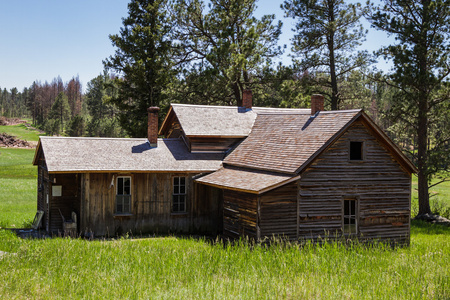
[259,181,298,241]
[223,190,257,239]
[80,172,222,236]
[299,121,411,244]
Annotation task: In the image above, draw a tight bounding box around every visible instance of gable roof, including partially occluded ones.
[159,103,310,137]
[33,137,223,173]
[223,110,362,174]
[196,109,417,193]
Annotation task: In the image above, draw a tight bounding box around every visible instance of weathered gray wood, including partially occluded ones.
[298,121,411,244]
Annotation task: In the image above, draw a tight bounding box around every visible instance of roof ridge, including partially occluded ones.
[256,109,362,115]
[171,103,315,111]
[40,136,146,141]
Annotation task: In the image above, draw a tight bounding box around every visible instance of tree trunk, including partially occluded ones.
[328,2,339,111]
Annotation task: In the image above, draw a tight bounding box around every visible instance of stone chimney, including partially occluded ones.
[147,106,160,147]
[242,89,253,110]
[311,94,324,115]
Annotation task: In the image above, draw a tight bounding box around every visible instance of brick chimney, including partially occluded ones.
[147,106,160,147]
[242,89,253,110]
[311,94,324,115]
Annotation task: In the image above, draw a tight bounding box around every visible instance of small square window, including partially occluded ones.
[350,141,363,160]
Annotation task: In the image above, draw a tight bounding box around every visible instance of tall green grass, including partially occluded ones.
[0,223,448,299]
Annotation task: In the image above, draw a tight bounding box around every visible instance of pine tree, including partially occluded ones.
[103,0,173,137]
[172,0,282,106]
[367,0,450,215]
[283,0,371,110]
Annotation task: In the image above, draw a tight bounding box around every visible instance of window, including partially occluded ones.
[343,199,358,235]
[172,176,186,213]
[116,176,131,214]
[349,141,363,160]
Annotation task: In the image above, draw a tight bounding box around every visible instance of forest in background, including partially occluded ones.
[0,0,449,215]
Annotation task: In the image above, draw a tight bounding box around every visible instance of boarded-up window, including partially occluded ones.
[343,199,358,235]
[116,177,131,214]
[350,141,363,160]
[172,176,186,213]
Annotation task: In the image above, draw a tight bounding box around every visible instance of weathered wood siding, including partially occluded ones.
[223,190,258,239]
[49,174,81,233]
[79,172,222,236]
[299,120,411,244]
[259,181,298,241]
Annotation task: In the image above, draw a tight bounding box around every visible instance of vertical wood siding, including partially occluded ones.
[79,172,222,236]
[299,121,411,245]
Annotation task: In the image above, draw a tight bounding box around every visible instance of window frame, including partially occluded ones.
[342,196,359,235]
[116,176,132,215]
[349,141,364,161]
[172,176,187,213]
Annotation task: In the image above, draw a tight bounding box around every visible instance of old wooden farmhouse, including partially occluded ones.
[33,92,417,244]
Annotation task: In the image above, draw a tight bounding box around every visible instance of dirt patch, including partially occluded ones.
[414,213,450,226]
[0,132,33,148]
[0,117,27,126]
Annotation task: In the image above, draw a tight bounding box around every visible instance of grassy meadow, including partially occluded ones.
[0,124,449,299]
[0,123,43,142]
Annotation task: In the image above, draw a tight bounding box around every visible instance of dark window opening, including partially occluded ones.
[116,177,131,214]
[350,141,363,160]
[173,176,186,213]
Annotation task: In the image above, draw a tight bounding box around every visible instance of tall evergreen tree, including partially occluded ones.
[172,0,282,106]
[104,0,173,137]
[283,0,371,110]
[367,0,450,215]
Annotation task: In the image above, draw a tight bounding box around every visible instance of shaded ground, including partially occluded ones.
[7,228,50,239]
[414,213,450,226]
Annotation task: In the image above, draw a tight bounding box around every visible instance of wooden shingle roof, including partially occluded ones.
[33,137,223,173]
[223,110,362,174]
[195,167,300,194]
[159,104,310,137]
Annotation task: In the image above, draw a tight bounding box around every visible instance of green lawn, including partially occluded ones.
[0,148,37,228]
[0,123,44,142]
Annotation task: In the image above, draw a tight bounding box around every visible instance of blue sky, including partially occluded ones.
[0,0,392,93]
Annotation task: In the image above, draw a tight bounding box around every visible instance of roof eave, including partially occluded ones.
[32,138,42,166]
[195,172,300,194]
[158,105,174,136]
